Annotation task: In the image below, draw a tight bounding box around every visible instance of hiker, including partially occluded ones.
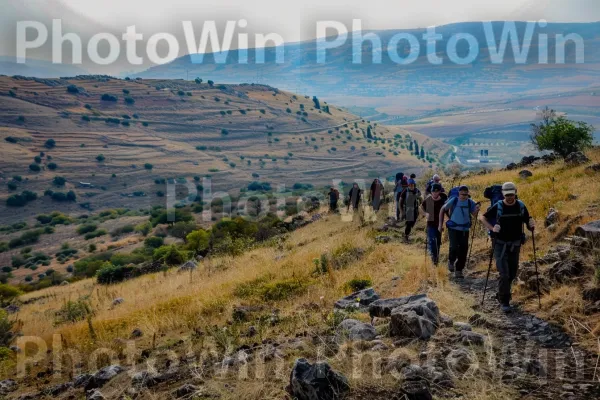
[439,185,480,279]
[479,182,535,312]
[329,187,340,212]
[421,183,448,265]
[347,183,362,212]
[425,174,445,196]
[370,178,385,212]
[394,175,409,221]
[399,179,423,242]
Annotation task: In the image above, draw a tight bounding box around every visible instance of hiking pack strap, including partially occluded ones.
[497,200,525,219]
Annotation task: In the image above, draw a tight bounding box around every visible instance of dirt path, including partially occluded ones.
[456,268,600,399]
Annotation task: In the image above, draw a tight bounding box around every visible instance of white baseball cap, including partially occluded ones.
[502,182,517,195]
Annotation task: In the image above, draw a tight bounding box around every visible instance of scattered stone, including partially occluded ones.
[565,151,590,166]
[467,314,487,327]
[399,379,433,400]
[288,358,350,400]
[232,305,263,322]
[545,208,559,227]
[453,322,472,331]
[174,384,199,398]
[547,259,586,283]
[460,331,485,346]
[585,163,600,173]
[9,345,21,353]
[85,365,124,390]
[112,298,124,306]
[389,296,439,340]
[446,348,476,375]
[60,281,70,286]
[575,219,600,242]
[401,364,426,380]
[334,287,380,311]
[86,390,105,400]
[519,170,533,178]
[567,194,579,201]
[44,382,73,396]
[0,379,17,395]
[131,371,159,387]
[506,163,518,171]
[440,314,453,327]
[4,304,19,314]
[130,328,143,338]
[337,319,377,341]
[369,294,428,318]
[178,260,197,271]
[73,374,93,388]
[375,235,391,243]
[547,224,557,233]
[524,358,546,377]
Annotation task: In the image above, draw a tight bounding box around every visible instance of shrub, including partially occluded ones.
[344,277,373,293]
[5,137,18,144]
[135,221,152,236]
[221,129,229,135]
[84,104,92,110]
[0,310,15,346]
[17,116,25,123]
[97,263,136,284]
[53,176,66,186]
[55,299,92,324]
[531,114,595,158]
[0,243,7,253]
[88,244,97,253]
[29,163,41,172]
[84,229,107,240]
[259,278,309,302]
[153,245,187,265]
[144,236,164,249]
[45,138,56,149]
[6,191,37,207]
[47,162,57,170]
[207,80,214,86]
[110,224,134,237]
[7,182,17,191]
[144,163,153,170]
[96,154,105,162]
[121,120,130,126]
[12,176,22,182]
[51,191,76,202]
[66,85,79,94]
[101,94,118,101]
[124,97,135,104]
[0,284,22,305]
[77,224,97,235]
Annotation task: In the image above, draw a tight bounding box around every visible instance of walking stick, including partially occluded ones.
[466,206,480,270]
[531,227,542,309]
[424,226,429,267]
[481,237,495,306]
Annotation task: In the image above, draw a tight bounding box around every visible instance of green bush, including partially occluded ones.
[101,94,117,102]
[110,224,134,237]
[7,182,17,191]
[84,229,107,240]
[144,236,164,249]
[144,163,153,170]
[0,284,22,305]
[47,162,58,170]
[0,243,8,253]
[153,245,187,265]
[77,224,97,235]
[29,163,41,172]
[135,221,152,236]
[0,310,15,346]
[259,278,309,302]
[344,278,373,293]
[53,176,66,186]
[96,154,105,162]
[55,299,92,324]
[96,263,136,284]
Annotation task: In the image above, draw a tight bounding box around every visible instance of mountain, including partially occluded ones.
[0,57,88,78]
[0,75,449,225]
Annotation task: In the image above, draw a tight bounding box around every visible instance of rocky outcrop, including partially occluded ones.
[585,163,600,173]
[334,288,380,311]
[388,296,440,340]
[369,294,428,318]
[575,220,600,243]
[519,170,533,178]
[545,208,559,227]
[565,151,591,165]
[337,319,377,341]
[288,358,350,400]
[84,365,124,390]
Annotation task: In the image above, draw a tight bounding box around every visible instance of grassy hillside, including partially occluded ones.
[1,148,599,399]
[0,75,448,226]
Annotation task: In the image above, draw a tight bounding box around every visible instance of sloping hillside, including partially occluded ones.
[1,148,599,399]
[0,75,449,225]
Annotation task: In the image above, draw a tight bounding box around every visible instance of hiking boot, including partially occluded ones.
[454,270,464,279]
[447,261,455,272]
[501,304,512,313]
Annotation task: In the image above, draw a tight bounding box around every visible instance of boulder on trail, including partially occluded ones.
[460,330,486,346]
[288,358,350,400]
[337,319,377,341]
[565,151,590,165]
[334,288,380,311]
[575,219,600,243]
[519,170,533,178]
[369,294,428,318]
[389,296,440,340]
[85,365,124,390]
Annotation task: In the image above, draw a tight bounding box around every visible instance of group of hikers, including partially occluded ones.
[327,173,535,313]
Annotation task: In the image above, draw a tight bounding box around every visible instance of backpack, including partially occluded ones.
[496,199,527,243]
[445,196,475,229]
[484,185,504,227]
[401,176,408,187]
[425,179,434,194]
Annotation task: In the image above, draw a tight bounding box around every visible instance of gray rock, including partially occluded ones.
[369,294,428,318]
[375,235,391,243]
[288,358,350,400]
[337,319,377,341]
[401,364,425,380]
[44,382,73,396]
[87,390,105,400]
[547,259,586,283]
[446,348,476,375]
[130,328,143,338]
[453,322,472,331]
[131,371,160,387]
[9,345,21,353]
[0,379,17,395]
[85,365,124,390]
[178,260,197,271]
[73,374,92,388]
[439,314,453,327]
[519,170,533,178]
[334,287,380,311]
[524,358,546,377]
[4,304,19,314]
[585,163,600,173]
[174,384,200,398]
[575,219,600,243]
[545,208,559,227]
[460,331,485,346]
[389,296,439,340]
[565,151,590,166]
[112,298,124,306]
[399,379,432,400]
[506,162,518,170]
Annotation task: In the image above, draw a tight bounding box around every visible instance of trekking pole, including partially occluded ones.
[481,237,495,306]
[466,204,481,270]
[424,226,428,267]
[531,227,542,309]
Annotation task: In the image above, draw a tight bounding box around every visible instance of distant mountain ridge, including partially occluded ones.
[136,21,600,99]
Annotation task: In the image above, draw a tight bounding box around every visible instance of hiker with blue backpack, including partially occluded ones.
[439,185,480,279]
[479,182,535,312]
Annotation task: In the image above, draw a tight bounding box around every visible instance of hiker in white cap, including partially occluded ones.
[480,182,535,313]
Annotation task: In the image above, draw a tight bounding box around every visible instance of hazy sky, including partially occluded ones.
[59,0,600,40]
[1,0,598,74]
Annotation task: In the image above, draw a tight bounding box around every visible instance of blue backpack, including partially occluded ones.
[445,196,475,229]
[484,185,504,227]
